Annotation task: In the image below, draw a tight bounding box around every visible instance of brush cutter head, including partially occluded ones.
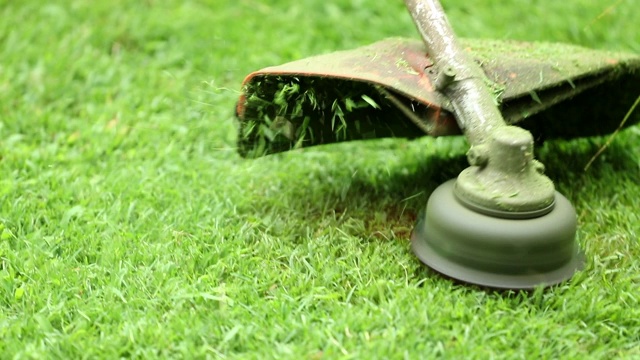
[236,38,640,157]
[411,180,584,290]
[235,0,638,289]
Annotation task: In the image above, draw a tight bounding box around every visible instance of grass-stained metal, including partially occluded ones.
[237,38,640,157]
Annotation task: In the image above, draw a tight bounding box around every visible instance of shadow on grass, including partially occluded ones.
[273,132,638,217]
[538,136,639,187]
[283,139,470,236]
[239,130,638,243]
[237,129,638,299]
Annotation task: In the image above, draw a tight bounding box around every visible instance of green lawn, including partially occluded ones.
[1,0,639,358]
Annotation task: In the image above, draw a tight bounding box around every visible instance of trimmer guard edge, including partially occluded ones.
[237,38,640,157]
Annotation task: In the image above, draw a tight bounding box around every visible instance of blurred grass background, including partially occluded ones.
[0,0,639,358]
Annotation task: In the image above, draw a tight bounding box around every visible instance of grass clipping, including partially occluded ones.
[236,76,423,158]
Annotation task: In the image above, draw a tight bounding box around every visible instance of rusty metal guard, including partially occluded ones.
[237,38,640,157]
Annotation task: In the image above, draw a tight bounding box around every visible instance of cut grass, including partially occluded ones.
[1,0,639,358]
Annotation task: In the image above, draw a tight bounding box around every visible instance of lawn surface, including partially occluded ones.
[1,0,639,358]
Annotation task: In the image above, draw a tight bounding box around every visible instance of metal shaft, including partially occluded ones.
[404,0,506,145]
[405,0,557,213]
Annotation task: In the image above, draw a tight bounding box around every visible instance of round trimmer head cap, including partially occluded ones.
[411,180,584,289]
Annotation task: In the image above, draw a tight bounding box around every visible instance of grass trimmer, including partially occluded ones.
[235,0,640,289]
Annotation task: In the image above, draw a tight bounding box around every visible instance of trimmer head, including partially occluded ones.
[235,0,639,289]
[411,180,583,290]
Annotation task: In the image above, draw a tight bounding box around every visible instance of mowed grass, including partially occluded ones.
[1,0,639,358]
